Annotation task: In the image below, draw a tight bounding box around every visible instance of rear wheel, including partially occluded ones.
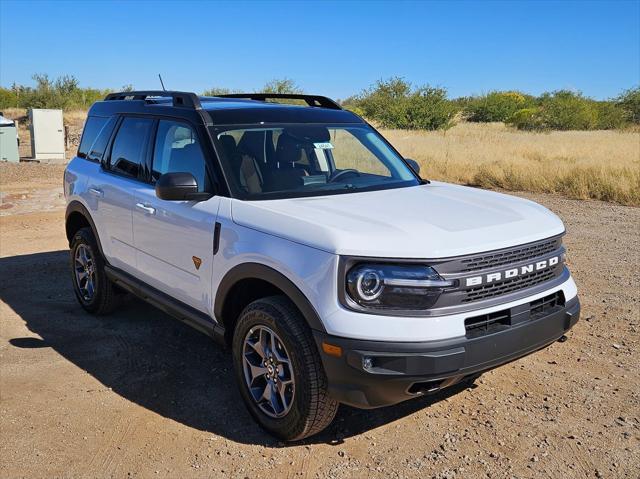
[232,296,338,441]
[69,227,121,315]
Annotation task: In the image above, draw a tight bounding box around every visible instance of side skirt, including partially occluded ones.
[105,265,226,345]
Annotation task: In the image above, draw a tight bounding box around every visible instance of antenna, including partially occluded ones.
[158,74,167,91]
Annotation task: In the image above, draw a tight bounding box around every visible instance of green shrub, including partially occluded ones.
[355,77,411,127]
[465,91,534,122]
[344,104,365,117]
[0,74,108,110]
[202,87,235,96]
[261,78,303,94]
[507,107,545,131]
[616,86,640,123]
[0,87,18,109]
[537,90,597,130]
[354,77,458,130]
[593,101,627,129]
[508,90,627,131]
[451,96,474,111]
[406,86,459,130]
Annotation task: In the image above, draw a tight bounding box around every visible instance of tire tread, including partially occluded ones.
[70,227,120,315]
[233,295,338,441]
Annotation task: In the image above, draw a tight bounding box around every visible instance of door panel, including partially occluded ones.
[132,119,219,314]
[133,184,220,312]
[88,170,138,273]
[86,116,153,274]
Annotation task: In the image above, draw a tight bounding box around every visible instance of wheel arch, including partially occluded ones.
[214,263,326,344]
[65,201,104,256]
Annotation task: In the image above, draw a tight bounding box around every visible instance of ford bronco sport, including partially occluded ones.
[64,91,580,440]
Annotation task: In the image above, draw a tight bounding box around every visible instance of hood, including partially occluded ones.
[231,182,565,258]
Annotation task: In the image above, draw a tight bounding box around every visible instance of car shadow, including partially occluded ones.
[0,250,470,447]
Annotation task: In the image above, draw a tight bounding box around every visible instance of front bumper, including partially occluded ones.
[314,296,580,409]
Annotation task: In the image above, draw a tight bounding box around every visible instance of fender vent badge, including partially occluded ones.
[192,256,202,270]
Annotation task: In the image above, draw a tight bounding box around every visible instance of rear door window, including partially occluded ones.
[109,117,154,179]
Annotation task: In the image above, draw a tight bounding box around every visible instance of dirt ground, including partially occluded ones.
[0,163,638,479]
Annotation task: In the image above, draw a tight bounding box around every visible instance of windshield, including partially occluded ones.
[211,124,420,199]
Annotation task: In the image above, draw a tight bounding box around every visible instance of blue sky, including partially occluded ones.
[1,0,638,100]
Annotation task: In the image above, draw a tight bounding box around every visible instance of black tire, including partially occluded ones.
[69,227,121,315]
[232,296,339,441]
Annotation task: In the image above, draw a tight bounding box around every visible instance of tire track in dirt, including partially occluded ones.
[0,186,65,216]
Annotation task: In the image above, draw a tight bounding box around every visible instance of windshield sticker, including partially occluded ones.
[313,142,334,149]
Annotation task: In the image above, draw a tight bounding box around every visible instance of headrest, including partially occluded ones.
[218,135,237,157]
[275,127,331,166]
[275,133,302,165]
[237,130,264,159]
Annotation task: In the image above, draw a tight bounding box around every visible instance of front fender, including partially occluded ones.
[214,262,326,332]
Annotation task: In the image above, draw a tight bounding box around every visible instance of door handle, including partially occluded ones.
[136,203,156,215]
[88,187,103,198]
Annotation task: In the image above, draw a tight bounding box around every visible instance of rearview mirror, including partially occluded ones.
[155,172,212,201]
[405,158,421,175]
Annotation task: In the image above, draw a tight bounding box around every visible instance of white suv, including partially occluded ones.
[64,91,580,440]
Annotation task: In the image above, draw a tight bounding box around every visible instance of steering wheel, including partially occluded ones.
[329,169,361,183]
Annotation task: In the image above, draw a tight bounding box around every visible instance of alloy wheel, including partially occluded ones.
[242,325,295,418]
[74,244,96,301]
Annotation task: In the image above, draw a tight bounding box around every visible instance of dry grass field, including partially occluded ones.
[383,123,640,206]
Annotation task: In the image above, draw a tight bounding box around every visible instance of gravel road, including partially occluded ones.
[0,164,638,478]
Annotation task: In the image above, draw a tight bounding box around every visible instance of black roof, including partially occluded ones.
[91,91,363,126]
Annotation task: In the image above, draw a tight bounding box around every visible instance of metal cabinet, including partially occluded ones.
[0,120,20,163]
[29,109,65,162]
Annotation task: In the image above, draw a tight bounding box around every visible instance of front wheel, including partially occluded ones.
[232,296,338,441]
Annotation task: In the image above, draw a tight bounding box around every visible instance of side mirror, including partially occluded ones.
[405,158,421,175]
[155,172,212,201]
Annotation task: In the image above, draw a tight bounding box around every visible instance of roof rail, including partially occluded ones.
[217,93,342,110]
[104,90,202,110]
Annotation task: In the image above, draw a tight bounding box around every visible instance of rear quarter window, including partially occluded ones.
[86,117,117,163]
[78,116,110,159]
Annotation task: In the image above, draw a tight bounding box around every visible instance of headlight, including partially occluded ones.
[346,263,456,311]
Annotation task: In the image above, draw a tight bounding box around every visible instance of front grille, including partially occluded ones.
[462,267,558,303]
[459,237,560,272]
[464,309,511,338]
[464,291,565,339]
[530,291,565,319]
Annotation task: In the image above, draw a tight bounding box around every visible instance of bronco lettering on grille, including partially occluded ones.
[465,256,560,287]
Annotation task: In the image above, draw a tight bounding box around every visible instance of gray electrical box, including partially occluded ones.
[29,109,65,162]
[0,115,20,162]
